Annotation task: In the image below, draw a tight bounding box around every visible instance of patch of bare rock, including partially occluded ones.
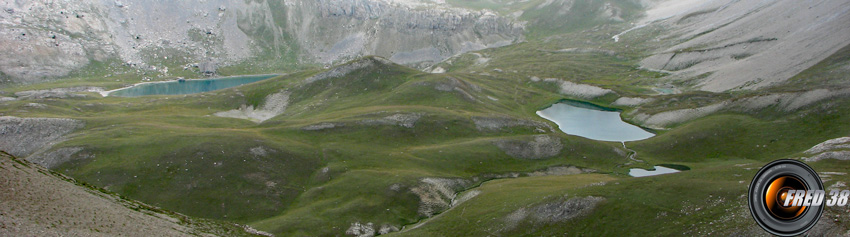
[0,116,84,158]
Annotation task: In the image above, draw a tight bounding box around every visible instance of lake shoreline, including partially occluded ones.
[538,98,657,136]
[537,99,656,142]
[102,74,280,97]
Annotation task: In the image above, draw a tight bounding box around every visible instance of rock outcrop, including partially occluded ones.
[542,78,613,99]
[802,137,850,162]
[612,97,653,107]
[410,177,473,217]
[215,90,291,123]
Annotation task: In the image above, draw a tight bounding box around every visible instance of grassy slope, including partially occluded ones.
[1,58,633,235]
[6,32,849,236]
[397,164,754,236]
[401,158,850,236]
[0,151,262,236]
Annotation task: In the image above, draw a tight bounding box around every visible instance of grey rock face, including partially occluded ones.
[612,97,653,107]
[541,78,613,99]
[377,224,399,235]
[0,0,262,83]
[214,90,290,123]
[0,0,524,83]
[0,116,84,158]
[637,0,850,92]
[802,137,850,162]
[292,0,524,66]
[410,177,472,217]
[345,222,375,237]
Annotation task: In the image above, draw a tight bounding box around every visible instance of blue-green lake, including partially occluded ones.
[537,101,655,142]
[107,75,276,97]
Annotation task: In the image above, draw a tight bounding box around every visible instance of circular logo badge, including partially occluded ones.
[748,159,824,236]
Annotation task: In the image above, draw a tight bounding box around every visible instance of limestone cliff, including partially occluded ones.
[0,0,524,84]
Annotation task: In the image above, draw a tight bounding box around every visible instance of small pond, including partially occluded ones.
[629,166,681,177]
[536,100,654,142]
[107,75,276,97]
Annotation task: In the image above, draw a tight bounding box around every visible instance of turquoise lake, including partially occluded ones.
[108,75,276,97]
[536,101,655,142]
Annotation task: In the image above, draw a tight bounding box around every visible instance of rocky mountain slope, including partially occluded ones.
[0,151,266,236]
[635,0,850,92]
[0,0,523,84]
